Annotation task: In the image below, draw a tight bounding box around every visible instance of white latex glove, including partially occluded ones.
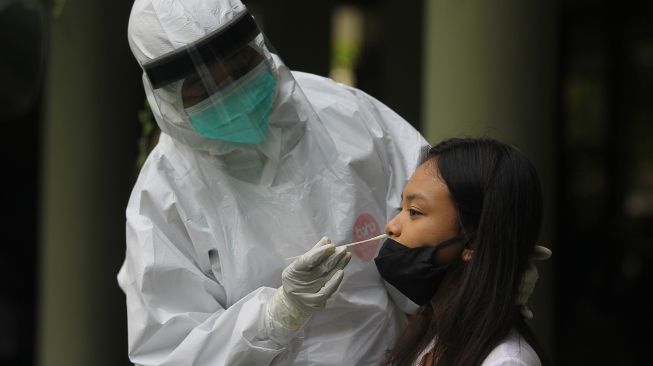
[265,237,351,345]
[516,245,552,319]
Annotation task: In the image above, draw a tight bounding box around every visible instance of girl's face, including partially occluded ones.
[385,161,469,263]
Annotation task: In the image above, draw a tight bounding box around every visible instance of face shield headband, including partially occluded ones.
[143,11,261,90]
[142,11,277,144]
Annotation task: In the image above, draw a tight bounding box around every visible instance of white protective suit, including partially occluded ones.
[117,0,428,365]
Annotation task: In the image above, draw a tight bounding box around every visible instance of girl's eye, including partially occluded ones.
[408,209,421,217]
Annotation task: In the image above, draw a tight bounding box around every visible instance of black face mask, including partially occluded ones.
[374,236,464,306]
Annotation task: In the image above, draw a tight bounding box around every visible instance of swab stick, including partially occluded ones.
[285,234,388,261]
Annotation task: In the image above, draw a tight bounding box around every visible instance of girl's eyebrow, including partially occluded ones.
[404,192,428,203]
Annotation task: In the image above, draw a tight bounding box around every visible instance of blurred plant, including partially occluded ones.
[0,0,48,120]
[0,0,50,12]
[52,0,65,18]
[135,99,160,172]
[329,5,363,86]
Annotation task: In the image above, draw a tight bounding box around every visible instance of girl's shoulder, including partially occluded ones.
[481,329,541,366]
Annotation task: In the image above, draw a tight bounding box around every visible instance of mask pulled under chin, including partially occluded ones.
[374,236,464,306]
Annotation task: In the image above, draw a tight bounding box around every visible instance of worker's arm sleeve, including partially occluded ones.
[348,86,429,219]
[349,87,429,315]
[118,204,287,366]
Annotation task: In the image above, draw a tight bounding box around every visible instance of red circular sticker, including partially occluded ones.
[352,213,382,262]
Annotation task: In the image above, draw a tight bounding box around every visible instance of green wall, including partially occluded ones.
[38,2,141,365]
[422,0,557,356]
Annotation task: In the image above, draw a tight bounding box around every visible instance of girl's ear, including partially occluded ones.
[461,248,474,262]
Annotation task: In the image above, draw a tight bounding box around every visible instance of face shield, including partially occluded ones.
[143,11,276,144]
[130,2,341,185]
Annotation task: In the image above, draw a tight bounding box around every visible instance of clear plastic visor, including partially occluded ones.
[181,44,268,108]
[142,12,278,143]
[142,11,270,108]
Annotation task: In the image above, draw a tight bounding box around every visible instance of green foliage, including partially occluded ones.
[135,99,160,172]
[332,40,360,70]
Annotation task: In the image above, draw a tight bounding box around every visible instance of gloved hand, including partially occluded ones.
[516,245,552,320]
[265,237,351,345]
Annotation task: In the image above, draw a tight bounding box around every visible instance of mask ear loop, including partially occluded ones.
[169,79,197,127]
[248,38,281,112]
[433,236,466,250]
[169,80,184,110]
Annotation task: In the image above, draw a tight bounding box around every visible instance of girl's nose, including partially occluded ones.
[385,214,401,237]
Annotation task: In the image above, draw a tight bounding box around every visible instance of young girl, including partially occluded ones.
[375,138,549,366]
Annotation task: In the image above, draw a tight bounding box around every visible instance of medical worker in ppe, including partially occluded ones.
[117,0,429,365]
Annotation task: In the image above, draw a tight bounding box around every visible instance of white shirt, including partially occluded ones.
[482,330,541,366]
[414,329,541,366]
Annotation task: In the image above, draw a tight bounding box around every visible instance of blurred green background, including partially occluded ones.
[1,0,651,365]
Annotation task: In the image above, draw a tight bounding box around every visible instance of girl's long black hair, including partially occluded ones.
[381,138,548,366]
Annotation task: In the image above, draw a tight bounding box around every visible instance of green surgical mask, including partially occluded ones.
[184,62,277,144]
